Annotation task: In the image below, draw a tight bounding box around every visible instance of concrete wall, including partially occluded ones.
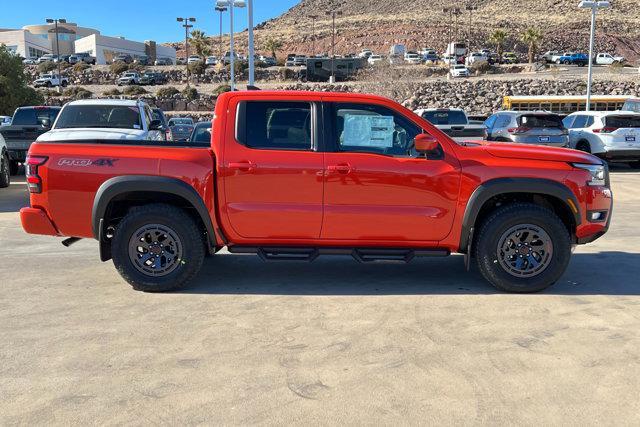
[23,23,99,56]
[75,34,176,65]
[0,29,52,58]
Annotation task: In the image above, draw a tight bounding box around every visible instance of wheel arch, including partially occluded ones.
[92,175,220,261]
[459,178,581,253]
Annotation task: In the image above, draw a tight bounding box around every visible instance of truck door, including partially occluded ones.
[222,99,324,239]
[321,100,461,242]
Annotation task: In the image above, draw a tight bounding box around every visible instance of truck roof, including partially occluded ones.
[218,90,393,104]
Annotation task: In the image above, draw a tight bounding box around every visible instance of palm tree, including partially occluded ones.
[489,29,507,59]
[263,37,283,59]
[190,30,211,58]
[521,28,543,64]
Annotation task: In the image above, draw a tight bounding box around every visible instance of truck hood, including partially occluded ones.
[466,140,601,164]
[37,128,147,141]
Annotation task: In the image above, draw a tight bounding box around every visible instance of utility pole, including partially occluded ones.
[309,15,318,56]
[579,0,611,111]
[326,10,342,83]
[247,0,255,87]
[216,1,247,91]
[215,5,227,59]
[46,18,66,93]
[177,17,196,87]
[465,3,477,52]
[452,8,461,41]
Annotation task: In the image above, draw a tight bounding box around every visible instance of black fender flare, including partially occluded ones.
[92,175,218,258]
[458,177,581,252]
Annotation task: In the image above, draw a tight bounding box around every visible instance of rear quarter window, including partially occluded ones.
[236,101,313,150]
[604,115,640,128]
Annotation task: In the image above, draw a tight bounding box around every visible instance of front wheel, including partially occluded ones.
[0,153,10,188]
[111,203,205,292]
[474,203,571,293]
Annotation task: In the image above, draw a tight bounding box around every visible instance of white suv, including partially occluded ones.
[563,111,640,167]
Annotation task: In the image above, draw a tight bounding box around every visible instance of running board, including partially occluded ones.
[227,246,449,263]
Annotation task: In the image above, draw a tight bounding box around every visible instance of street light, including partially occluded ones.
[177,17,196,87]
[326,10,342,84]
[45,18,66,93]
[465,4,477,52]
[217,0,248,90]
[579,0,610,111]
[215,5,227,59]
[309,15,318,56]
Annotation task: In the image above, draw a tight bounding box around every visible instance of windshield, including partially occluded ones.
[604,115,640,128]
[12,108,59,126]
[422,110,468,125]
[55,105,142,130]
[190,123,212,145]
[518,114,563,128]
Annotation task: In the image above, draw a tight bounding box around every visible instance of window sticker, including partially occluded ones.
[342,114,394,148]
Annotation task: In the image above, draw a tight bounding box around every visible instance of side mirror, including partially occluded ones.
[40,118,51,128]
[414,133,439,153]
[149,119,163,131]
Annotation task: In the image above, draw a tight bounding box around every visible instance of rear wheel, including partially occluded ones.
[576,140,591,153]
[0,153,10,188]
[9,160,19,176]
[474,203,571,293]
[111,203,205,292]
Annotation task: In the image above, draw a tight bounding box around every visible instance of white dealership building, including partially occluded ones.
[75,34,176,65]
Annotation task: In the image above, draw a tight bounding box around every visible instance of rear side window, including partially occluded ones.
[422,110,467,125]
[237,101,312,150]
[604,115,640,128]
[12,108,59,126]
[569,115,587,129]
[518,114,563,128]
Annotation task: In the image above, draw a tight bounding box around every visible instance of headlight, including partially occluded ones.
[572,163,606,186]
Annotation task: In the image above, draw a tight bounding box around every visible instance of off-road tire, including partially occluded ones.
[111,203,205,292]
[0,152,10,188]
[474,203,571,293]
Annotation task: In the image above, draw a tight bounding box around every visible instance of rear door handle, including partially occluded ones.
[228,161,256,172]
[327,163,354,174]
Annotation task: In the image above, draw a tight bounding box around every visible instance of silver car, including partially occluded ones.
[484,111,569,147]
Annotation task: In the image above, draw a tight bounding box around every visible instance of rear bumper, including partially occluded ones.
[597,149,640,162]
[20,207,59,236]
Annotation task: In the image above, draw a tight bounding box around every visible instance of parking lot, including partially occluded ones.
[1,170,639,424]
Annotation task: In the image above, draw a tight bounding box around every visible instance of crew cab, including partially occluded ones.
[20,91,613,294]
[595,53,625,65]
[33,73,69,88]
[414,108,486,141]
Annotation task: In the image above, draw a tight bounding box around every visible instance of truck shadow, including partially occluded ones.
[0,175,29,213]
[182,251,640,296]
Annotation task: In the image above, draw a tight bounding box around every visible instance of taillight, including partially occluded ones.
[593,127,618,133]
[507,127,531,134]
[25,155,48,193]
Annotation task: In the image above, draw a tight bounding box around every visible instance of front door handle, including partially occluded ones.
[327,163,354,174]
[228,161,256,172]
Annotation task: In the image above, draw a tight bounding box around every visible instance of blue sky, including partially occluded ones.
[0,0,300,43]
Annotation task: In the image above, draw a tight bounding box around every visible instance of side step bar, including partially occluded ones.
[227,246,449,263]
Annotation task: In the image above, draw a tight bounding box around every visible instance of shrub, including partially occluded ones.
[103,88,122,96]
[73,62,90,73]
[182,87,198,101]
[39,88,61,97]
[187,61,206,75]
[63,86,93,99]
[37,61,57,73]
[0,45,43,115]
[110,61,129,74]
[157,86,180,98]
[213,85,231,97]
[122,85,148,95]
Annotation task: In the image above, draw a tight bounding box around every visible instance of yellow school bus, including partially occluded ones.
[502,95,633,115]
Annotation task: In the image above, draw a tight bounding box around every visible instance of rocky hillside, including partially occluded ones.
[173,0,640,62]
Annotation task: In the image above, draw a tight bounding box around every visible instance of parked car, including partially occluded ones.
[205,56,218,66]
[33,73,69,88]
[0,106,61,174]
[139,72,166,85]
[257,55,276,66]
[167,117,195,141]
[37,54,57,63]
[134,55,150,65]
[113,54,133,64]
[450,64,470,77]
[563,111,640,166]
[414,108,486,141]
[358,49,373,59]
[20,90,612,294]
[189,121,212,145]
[293,55,307,66]
[423,51,439,63]
[502,52,518,64]
[622,98,640,113]
[404,52,422,64]
[187,55,202,65]
[466,52,488,66]
[222,51,240,65]
[0,116,12,127]
[22,58,37,65]
[367,54,383,65]
[154,57,173,66]
[0,132,9,187]
[556,53,588,66]
[285,53,298,67]
[595,53,625,65]
[37,100,165,142]
[69,52,96,65]
[484,111,568,147]
[542,51,560,63]
[117,72,142,86]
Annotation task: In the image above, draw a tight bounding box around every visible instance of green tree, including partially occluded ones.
[190,30,211,58]
[0,45,43,115]
[263,37,283,59]
[489,29,508,59]
[521,28,543,64]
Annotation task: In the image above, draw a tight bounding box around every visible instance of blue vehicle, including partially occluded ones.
[556,53,588,67]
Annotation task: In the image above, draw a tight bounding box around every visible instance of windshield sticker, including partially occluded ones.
[133,124,141,129]
[342,114,394,148]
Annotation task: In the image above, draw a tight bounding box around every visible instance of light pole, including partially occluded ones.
[215,5,227,59]
[452,8,461,41]
[247,0,255,87]
[326,10,342,83]
[465,4,477,52]
[45,18,66,93]
[579,0,610,111]
[309,15,318,56]
[177,17,196,88]
[216,0,247,91]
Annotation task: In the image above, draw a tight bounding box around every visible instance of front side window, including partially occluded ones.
[238,101,312,150]
[331,103,421,156]
[55,105,142,130]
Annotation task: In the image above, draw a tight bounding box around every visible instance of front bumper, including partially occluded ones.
[20,207,59,236]
[575,184,613,244]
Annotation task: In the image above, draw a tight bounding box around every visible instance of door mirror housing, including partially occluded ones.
[40,118,51,128]
[149,119,163,131]
[414,133,439,153]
